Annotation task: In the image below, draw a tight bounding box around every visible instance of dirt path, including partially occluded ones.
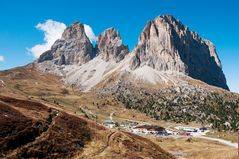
[86,131,116,158]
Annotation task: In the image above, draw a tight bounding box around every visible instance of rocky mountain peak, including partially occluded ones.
[96,27,129,62]
[38,22,95,65]
[131,15,187,73]
[130,15,228,90]
[61,22,87,40]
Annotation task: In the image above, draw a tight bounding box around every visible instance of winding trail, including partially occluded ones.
[89,131,116,157]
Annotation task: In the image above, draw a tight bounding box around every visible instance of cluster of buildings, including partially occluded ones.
[103,119,168,136]
[103,119,138,129]
[103,119,208,138]
[131,125,167,135]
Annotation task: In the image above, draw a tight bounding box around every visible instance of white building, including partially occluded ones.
[175,126,198,132]
[104,121,116,128]
[132,125,166,135]
[166,129,178,135]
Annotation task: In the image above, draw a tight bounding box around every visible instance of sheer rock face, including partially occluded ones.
[130,15,229,90]
[38,22,95,65]
[96,28,129,62]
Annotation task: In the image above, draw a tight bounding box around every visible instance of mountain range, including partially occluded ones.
[37,15,228,91]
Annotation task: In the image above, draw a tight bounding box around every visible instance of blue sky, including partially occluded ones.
[0,0,238,92]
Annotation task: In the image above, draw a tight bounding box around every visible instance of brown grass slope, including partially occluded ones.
[0,95,174,159]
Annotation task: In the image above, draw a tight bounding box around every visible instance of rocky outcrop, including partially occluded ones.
[96,28,129,62]
[38,50,53,63]
[130,15,229,90]
[38,22,95,65]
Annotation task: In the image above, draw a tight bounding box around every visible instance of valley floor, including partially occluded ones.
[103,114,238,159]
[150,137,238,159]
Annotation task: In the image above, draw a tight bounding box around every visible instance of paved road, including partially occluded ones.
[196,136,238,148]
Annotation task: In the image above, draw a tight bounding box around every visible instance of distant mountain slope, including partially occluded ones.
[97,76,239,131]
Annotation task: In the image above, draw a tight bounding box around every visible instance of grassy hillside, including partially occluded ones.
[0,95,174,159]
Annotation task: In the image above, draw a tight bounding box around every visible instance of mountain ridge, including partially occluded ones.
[37,14,228,91]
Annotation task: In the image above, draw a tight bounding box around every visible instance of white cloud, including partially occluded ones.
[84,24,97,44]
[0,55,4,62]
[29,20,97,58]
[29,19,66,58]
